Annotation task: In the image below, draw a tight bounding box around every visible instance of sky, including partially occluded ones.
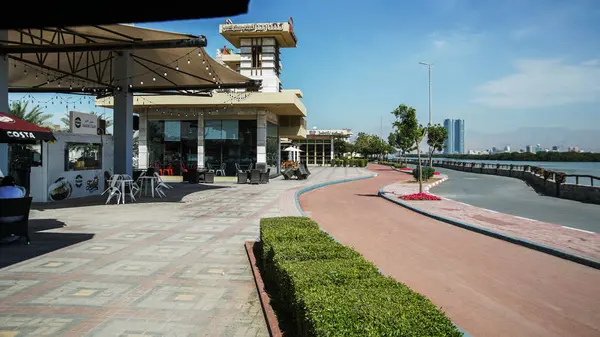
[8,0,600,141]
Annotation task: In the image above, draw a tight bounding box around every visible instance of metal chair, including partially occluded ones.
[216,163,226,176]
[250,169,261,184]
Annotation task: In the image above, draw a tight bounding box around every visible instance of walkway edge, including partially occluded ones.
[378,186,600,270]
[294,171,377,216]
[293,169,472,337]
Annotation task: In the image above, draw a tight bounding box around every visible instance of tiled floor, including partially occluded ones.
[0,167,372,337]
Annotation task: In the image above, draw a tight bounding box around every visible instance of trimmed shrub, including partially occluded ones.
[259,217,461,337]
[412,167,436,180]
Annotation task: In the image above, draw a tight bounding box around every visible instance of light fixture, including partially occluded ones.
[140,81,144,85]
[164,72,167,76]
[176,65,179,71]
[153,77,156,81]
[187,58,191,64]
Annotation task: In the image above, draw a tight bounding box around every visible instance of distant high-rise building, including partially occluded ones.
[454,119,465,154]
[504,145,511,152]
[535,144,543,153]
[552,145,559,152]
[443,119,454,154]
[443,119,464,154]
[525,145,534,153]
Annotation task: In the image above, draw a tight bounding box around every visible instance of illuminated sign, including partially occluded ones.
[221,22,285,33]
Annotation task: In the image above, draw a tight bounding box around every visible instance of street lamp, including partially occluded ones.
[418,62,432,126]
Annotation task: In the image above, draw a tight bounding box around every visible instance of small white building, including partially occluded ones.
[30,132,114,203]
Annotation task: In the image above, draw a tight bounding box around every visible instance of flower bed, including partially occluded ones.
[399,193,442,201]
[259,217,461,337]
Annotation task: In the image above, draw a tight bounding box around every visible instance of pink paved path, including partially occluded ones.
[382,175,600,261]
[299,164,600,337]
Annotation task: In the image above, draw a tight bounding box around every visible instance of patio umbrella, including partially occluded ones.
[0,112,56,143]
[283,146,302,162]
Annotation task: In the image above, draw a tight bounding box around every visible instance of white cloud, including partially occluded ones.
[472,59,600,109]
[427,27,484,56]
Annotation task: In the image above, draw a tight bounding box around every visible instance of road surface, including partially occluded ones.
[431,167,600,233]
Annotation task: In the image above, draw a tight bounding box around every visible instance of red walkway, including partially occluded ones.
[299,165,600,337]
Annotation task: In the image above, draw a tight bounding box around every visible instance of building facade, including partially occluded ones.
[281,129,352,166]
[443,119,464,154]
[97,19,307,177]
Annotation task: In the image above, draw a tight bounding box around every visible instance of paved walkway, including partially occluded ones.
[299,164,600,337]
[383,174,600,261]
[0,167,371,337]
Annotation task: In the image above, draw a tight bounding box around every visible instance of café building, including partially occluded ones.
[97,19,307,178]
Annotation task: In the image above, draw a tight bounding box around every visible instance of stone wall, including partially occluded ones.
[410,160,600,205]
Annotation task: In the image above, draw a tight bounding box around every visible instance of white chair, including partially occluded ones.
[153,173,170,198]
[122,174,139,201]
[216,163,226,176]
[104,175,122,204]
[134,171,146,196]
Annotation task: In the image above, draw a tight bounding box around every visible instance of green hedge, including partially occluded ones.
[412,166,436,180]
[259,217,462,337]
[331,158,367,167]
[379,161,407,169]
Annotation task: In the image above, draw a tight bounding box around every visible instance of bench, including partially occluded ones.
[0,197,33,244]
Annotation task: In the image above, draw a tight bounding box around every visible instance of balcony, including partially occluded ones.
[279,116,307,139]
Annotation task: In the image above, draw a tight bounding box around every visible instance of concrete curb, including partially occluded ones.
[293,169,472,337]
[378,185,600,270]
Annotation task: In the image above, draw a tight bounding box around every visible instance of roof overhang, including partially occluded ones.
[0,1,250,29]
[96,91,307,116]
[3,24,259,94]
[219,22,297,48]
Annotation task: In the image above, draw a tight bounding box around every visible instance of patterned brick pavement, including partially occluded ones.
[382,172,600,260]
[0,167,371,337]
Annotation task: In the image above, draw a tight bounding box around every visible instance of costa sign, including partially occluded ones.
[6,131,36,139]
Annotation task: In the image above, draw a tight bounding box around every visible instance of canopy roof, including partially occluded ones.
[0,112,56,143]
[3,24,258,94]
[0,1,249,29]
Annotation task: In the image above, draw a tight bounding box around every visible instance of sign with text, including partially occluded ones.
[221,22,284,33]
[70,111,98,135]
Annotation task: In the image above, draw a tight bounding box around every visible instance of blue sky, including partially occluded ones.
[9,0,600,139]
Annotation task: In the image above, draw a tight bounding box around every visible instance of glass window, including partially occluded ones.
[222,120,239,140]
[64,143,102,171]
[205,120,222,140]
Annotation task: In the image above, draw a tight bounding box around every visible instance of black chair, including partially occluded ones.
[260,168,271,184]
[303,163,311,176]
[297,165,309,180]
[202,172,215,184]
[0,197,33,244]
[183,169,198,183]
[283,167,295,180]
[255,162,267,172]
[237,170,248,184]
[250,169,261,184]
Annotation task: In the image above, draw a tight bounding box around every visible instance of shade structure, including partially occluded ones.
[283,146,302,152]
[0,1,250,29]
[0,112,56,143]
[4,24,258,93]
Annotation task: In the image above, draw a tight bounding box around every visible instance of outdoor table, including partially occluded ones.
[139,175,157,198]
[119,179,136,204]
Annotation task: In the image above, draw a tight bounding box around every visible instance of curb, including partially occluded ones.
[245,241,283,337]
[293,169,472,337]
[378,186,600,270]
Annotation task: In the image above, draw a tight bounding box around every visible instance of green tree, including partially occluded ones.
[8,101,52,126]
[392,104,426,192]
[333,136,353,158]
[60,111,113,131]
[425,124,448,181]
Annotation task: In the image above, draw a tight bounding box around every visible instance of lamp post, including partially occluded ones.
[418,62,432,126]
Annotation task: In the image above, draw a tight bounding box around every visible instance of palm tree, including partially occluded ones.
[9,101,53,126]
[60,111,113,130]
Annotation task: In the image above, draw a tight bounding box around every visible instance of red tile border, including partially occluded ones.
[244,241,283,337]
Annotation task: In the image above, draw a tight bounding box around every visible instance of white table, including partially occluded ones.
[139,176,157,198]
[119,179,136,204]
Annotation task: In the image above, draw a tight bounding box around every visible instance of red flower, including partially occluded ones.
[398,193,441,201]
[434,172,440,175]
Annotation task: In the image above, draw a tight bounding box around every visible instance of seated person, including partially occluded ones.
[0,176,26,224]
